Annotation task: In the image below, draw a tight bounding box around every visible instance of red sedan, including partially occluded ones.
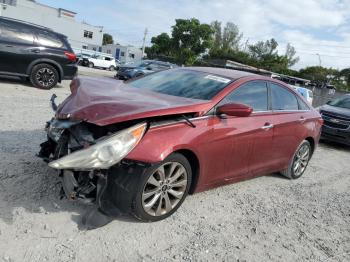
[39,67,322,227]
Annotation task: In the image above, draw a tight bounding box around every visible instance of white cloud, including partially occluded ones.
[89,0,350,69]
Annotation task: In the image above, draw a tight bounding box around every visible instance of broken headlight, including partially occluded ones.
[49,123,147,170]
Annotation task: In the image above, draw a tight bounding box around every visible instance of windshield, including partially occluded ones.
[128,69,232,100]
[327,95,350,109]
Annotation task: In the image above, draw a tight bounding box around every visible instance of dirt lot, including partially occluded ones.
[0,69,349,262]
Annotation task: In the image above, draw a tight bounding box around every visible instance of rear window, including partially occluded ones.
[270,83,299,110]
[128,69,232,100]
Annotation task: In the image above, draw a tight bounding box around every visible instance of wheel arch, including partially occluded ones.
[305,136,315,155]
[173,149,200,194]
[27,59,63,82]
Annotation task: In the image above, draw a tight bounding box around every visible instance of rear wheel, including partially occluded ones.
[281,140,312,179]
[109,65,115,71]
[30,63,58,89]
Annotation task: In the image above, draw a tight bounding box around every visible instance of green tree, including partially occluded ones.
[171,18,213,65]
[339,68,350,86]
[285,43,299,67]
[211,20,222,50]
[297,66,350,90]
[248,38,278,61]
[145,18,213,65]
[103,33,114,45]
[222,22,242,51]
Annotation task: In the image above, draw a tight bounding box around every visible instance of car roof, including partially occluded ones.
[0,16,66,37]
[187,67,257,79]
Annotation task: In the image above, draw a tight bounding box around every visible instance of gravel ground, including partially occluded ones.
[0,70,349,262]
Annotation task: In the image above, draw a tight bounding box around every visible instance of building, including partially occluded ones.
[101,44,143,64]
[0,0,103,50]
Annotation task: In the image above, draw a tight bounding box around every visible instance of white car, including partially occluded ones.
[289,85,313,105]
[86,55,117,71]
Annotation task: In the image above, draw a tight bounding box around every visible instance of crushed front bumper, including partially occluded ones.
[38,118,150,228]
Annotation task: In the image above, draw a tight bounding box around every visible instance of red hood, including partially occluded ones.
[57,77,212,126]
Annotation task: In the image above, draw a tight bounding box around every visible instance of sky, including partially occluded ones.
[38,0,350,70]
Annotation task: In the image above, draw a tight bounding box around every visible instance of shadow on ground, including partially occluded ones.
[319,139,350,152]
[0,75,66,89]
[0,129,87,226]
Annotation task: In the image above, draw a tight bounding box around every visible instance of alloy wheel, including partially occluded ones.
[293,144,310,177]
[142,162,188,216]
[35,68,55,88]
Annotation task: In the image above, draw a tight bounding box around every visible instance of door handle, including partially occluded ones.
[298,117,306,123]
[31,49,41,53]
[261,123,274,130]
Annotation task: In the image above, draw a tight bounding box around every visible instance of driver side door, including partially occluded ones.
[212,80,275,182]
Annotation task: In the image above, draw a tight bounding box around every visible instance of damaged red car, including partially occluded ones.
[39,67,322,227]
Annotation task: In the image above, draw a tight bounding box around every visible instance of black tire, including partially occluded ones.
[135,73,144,78]
[109,66,115,71]
[30,63,58,89]
[280,140,312,179]
[106,153,192,222]
[88,62,94,68]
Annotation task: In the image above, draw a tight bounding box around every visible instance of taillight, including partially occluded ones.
[64,51,77,62]
[318,118,324,125]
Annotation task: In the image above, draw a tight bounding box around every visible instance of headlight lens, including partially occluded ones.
[49,123,147,169]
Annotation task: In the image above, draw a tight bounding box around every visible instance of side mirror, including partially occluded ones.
[146,66,152,70]
[217,103,253,117]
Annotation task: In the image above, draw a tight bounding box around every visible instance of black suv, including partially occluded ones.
[319,94,350,146]
[0,17,77,89]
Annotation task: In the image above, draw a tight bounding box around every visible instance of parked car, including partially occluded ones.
[290,85,313,105]
[76,53,92,65]
[115,60,176,80]
[82,54,117,71]
[318,94,350,145]
[0,17,77,89]
[39,67,322,227]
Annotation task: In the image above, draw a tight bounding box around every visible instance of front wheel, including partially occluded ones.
[107,153,192,222]
[88,62,94,68]
[280,140,312,179]
[109,65,115,71]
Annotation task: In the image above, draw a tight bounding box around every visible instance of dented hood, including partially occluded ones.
[57,77,212,126]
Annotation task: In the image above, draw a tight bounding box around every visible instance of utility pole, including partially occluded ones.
[141,28,148,59]
[316,53,322,66]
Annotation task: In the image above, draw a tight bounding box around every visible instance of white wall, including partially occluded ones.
[0,0,103,50]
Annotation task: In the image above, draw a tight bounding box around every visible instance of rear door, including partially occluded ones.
[0,19,35,75]
[269,82,309,170]
[211,80,275,182]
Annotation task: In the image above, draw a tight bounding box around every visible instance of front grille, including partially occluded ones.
[321,111,350,130]
[323,120,349,129]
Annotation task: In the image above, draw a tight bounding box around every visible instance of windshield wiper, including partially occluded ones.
[182,115,196,128]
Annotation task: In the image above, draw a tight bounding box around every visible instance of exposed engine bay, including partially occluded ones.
[38,96,197,228]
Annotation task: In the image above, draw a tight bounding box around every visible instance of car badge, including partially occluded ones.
[329,118,340,123]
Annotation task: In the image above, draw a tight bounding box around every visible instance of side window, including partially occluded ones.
[270,83,299,111]
[0,21,33,44]
[35,30,64,48]
[220,81,268,111]
[297,96,310,110]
